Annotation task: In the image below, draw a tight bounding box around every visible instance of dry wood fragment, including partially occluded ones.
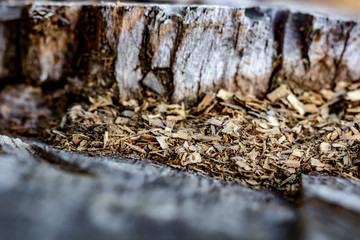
[267,85,290,102]
[320,142,331,154]
[45,80,360,199]
[346,89,360,101]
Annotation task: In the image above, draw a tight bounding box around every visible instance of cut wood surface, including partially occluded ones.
[1,1,360,103]
[0,135,296,240]
[3,135,360,239]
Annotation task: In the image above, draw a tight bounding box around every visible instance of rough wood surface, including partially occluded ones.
[280,12,359,91]
[2,1,360,103]
[0,3,22,81]
[300,175,360,240]
[0,135,296,240]
[4,136,360,239]
[22,3,278,103]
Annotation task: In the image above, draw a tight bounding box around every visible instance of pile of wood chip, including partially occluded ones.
[46,81,360,198]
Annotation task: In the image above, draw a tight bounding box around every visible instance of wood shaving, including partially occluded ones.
[45,84,360,200]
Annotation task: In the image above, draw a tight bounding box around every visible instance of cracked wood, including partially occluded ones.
[1,2,360,103]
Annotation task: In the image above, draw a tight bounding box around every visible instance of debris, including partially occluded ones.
[267,85,289,102]
[46,83,360,199]
[320,142,331,154]
[217,89,233,101]
[197,92,216,111]
[287,93,305,116]
[346,89,360,101]
[182,153,202,166]
[156,136,169,150]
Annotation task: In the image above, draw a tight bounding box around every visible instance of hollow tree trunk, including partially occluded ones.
[1,1,360,104]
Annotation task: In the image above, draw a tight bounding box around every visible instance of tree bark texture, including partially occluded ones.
[1,2,360,103]
[0,4,22,81]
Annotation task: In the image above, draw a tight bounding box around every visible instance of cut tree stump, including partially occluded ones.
[1,1,360,103]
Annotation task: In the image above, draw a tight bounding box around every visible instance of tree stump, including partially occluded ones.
[1,1,360,103]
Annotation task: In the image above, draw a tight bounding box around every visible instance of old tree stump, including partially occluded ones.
[2,1,360,240]
[1,1,360,103]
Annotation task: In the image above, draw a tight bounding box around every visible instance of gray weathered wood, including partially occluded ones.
[0,135,296,240]
[300,174,360,240]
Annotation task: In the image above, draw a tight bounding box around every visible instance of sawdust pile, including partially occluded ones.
[45,82,360,197]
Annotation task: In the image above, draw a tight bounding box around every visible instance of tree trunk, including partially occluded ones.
[1,1,360,104]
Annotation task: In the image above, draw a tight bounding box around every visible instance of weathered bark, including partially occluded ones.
[1,1,360,103]
[0,135,296,240]
[279,12,359,91]
[22,3,82,83]
[21,3,279,103]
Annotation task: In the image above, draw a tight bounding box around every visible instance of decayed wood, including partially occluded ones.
[22,3,82,83]
[2,2,360,103]
[300,175,360,240]
[21,3,278,103]
[280,12,359,91]
[0,4,22,81]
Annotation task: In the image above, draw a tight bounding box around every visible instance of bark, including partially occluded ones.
[0,3,22,81]
[1,2,360,103]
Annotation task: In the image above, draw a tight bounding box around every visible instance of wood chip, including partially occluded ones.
[217,89,233,101]
[267,85,289,102]
[291,149,303,158]
[197,92,216,111]
[320,142,331,154]
[125,142,146,154]
[346,89,360,101]
[207,118,223,127]
[182,153,202,166]
[311,158,325,167]
[103,131,109,148]
[287,93,305,116]
[156,136,169,150]
[233,157,252,171]
[286,160,301,168]
[47,82,360,200]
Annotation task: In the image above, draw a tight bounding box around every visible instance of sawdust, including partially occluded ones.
[44,82,360,199]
